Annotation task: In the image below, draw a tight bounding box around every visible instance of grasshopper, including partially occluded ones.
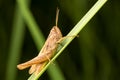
[17,8,63,75]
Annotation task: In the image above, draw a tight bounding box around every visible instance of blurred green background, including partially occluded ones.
[0,0,120,80]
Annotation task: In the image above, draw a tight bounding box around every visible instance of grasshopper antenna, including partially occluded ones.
[56,8,59,26]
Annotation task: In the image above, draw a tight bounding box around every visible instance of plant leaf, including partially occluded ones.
[28,0,107,80]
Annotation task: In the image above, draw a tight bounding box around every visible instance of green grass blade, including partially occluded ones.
[6,6,26,80]
[47,62,65,80]
[17,0,45,48]
[28,0,107,79]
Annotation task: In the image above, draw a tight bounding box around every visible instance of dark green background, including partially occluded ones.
[0,0,120,80]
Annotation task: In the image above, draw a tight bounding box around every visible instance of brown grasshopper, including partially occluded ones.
[17,9,63,75]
